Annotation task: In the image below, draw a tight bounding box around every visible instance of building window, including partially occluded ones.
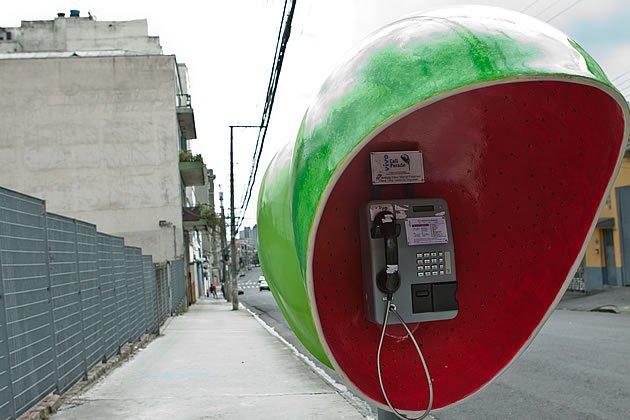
[606,194,612,209]
[6,32,11,40]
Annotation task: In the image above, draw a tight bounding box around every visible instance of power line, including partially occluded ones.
[522,0,543,13]
[235,0,297,232]
[242,0,289,190]
[617,78,630,90]
[238,0,291,212]
[245,0,296,215]
[612,69,630,82]
[616,73,630,85]
[535,0,561,19]
[614,77,630,89]
[547,0,583,22]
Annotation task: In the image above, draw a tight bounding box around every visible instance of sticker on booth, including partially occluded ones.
[370,151,425,185]
[405,216,449,245]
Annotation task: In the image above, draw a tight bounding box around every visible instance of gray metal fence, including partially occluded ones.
[0,187,187,419]
[170,259,187,312]
[155,263,171,324]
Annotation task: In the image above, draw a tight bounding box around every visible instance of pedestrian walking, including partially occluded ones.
[210,283,218,299]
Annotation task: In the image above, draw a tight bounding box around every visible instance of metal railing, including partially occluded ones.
[567,259,587,292]
[0,186,187,418]
[176,93,191,108]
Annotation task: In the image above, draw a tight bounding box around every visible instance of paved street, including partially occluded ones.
[239,268,630,419]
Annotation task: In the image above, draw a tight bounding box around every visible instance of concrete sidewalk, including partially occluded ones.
[54,299,365,419]
[559,286,630,313]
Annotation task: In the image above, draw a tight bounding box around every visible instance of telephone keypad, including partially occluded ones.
[416,252,432,258]
[417,252,452,276]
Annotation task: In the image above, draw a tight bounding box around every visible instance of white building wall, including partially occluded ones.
[3,17,161,54]
[0,54,183,262]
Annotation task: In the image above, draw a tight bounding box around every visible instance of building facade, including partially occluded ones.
[238,224,258,267]
[0,15,161,54]
[579,153,630,290]
[0,12,207,268]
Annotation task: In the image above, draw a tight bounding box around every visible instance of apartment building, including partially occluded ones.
[0,12,212,281]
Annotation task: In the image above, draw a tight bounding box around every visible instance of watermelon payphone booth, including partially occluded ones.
[257,6,630,419]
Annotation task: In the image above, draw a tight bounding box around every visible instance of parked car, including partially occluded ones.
[259,275,270,291]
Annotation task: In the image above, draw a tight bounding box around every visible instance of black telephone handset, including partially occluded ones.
[371,211,401,299]
[371,209,435,420]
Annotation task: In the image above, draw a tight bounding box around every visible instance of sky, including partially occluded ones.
[2,1,630,234]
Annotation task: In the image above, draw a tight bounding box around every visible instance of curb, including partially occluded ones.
[239,303,376,419]
[17,394,60,420]
[240,302,439,420]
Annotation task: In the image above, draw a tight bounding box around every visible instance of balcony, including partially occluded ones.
[176,94,197,140]
[183,204,219,232]
[179,151,206,187]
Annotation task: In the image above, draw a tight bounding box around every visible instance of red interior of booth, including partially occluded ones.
[312,81,625,410]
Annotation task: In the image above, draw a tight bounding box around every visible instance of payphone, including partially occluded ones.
[361,198,458,324]
[361,198,458,419]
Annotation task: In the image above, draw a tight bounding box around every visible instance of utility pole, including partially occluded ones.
[219,189,230,301]
[229,124,263,310]
[229,127,238,310]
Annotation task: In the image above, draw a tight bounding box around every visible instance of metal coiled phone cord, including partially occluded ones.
[377,299,433,420]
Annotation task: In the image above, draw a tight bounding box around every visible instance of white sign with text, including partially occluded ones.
[370,151,425,185]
